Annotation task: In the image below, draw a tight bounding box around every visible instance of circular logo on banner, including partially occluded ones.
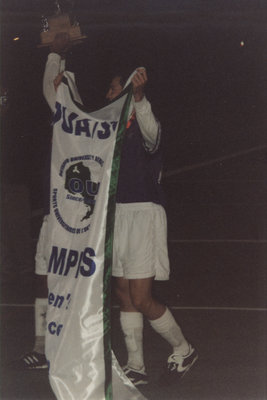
[52,155,103,234]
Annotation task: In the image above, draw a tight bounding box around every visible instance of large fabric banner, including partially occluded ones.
[45,73,146,400]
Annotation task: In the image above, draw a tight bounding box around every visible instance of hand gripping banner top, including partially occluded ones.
[45,72,147,400]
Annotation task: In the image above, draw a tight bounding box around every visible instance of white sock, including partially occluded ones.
[149,308,189,356]
[120,311,144,371]
[33,298,47,354]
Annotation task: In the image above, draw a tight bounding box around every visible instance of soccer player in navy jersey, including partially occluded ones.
[106,70,198,385]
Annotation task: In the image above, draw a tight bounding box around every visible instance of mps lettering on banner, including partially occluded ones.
[48,246,96,278]
[53,101,118,139]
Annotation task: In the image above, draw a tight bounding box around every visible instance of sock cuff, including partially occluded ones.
[35,298,48,307]
[149,307,174,329]
[120,311,143,329]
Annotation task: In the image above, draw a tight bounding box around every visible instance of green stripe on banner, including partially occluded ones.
[103,85,133,400]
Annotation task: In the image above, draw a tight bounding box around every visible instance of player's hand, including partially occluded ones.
[50,32,71,59]
[132,68,147,102]
[54,72,64,91]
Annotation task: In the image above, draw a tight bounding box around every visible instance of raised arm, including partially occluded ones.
[43,33,70,111]
[132,68,161,153]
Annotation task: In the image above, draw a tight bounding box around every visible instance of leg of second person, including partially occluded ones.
[129,278,190,357]
[115,277,145,373]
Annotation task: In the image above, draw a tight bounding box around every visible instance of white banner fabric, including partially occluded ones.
[45,73,146,400]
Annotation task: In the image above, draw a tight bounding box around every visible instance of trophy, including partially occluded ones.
[38,0,87,47]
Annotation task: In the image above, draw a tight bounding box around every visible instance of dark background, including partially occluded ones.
[1,1,267,184]
[0,2,266,399]
[0,0,267,307]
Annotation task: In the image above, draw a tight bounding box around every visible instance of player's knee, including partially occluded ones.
[131,295,152,314]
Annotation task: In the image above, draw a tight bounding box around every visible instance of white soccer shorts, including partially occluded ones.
[112,202,170,280]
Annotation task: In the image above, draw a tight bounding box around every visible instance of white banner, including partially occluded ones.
[45,73,146,400]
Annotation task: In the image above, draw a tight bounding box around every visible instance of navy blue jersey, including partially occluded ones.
[116,116,165,207]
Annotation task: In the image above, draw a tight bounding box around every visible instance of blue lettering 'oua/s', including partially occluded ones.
[53,102,118,139]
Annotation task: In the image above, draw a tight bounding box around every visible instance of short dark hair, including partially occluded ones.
[109,67,134,88]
